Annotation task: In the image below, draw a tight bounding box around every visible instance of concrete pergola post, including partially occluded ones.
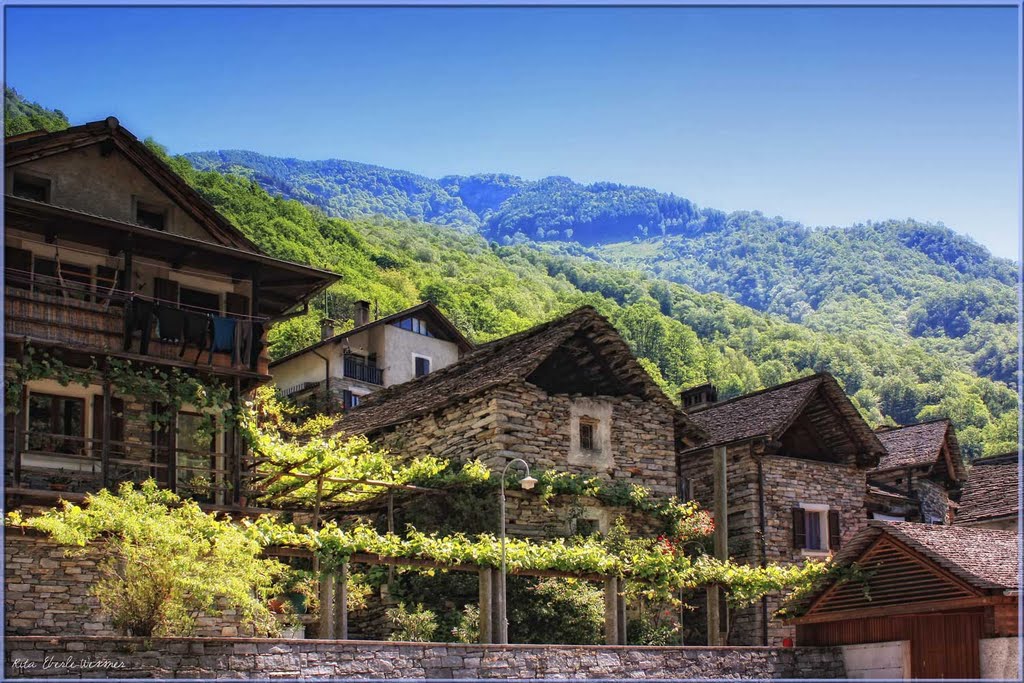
[604,576,620,645]
[478,567,494,644]
[318,571,335,639]
[333,563,349,640]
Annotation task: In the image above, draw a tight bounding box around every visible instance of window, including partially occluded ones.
[12,174,51,203]
[792,506,841,552]
[179,286,221,314]
[395,316,434,337]
[175,412,215,503]
[27,393,85,454]
[135,201,167,231]
[341,390,360,410]
[579,420,596,451]
[414,355,431,378]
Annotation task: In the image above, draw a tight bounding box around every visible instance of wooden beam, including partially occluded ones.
[478,567,494,644]
[318,571,335,639]
[333,563,348,640]
[788,595,1013,625]
[604,576,619,645]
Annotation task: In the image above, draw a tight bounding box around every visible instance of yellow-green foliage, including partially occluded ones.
[6,481,286,637]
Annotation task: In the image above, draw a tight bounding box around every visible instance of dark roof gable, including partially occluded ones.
[872,419,965,481]
[5,117,260,252]
[332,306,702,439]
[681,373,884,467]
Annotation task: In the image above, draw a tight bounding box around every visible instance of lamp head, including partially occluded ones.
[519,475,538,491]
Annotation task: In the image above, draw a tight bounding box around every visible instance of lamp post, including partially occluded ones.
[498,457,537,644]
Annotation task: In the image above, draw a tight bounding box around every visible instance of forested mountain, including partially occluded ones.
[4,87,69,136]
[6,90,1018,459]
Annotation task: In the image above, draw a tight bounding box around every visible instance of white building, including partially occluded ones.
[270,301,472,412]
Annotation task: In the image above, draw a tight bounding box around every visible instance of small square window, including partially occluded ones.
[135,201,167,231]
[579,421,596,451]
[414,356,431,378]
[12,174,51,203]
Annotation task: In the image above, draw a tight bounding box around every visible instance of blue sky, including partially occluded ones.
[4,5,1020,259]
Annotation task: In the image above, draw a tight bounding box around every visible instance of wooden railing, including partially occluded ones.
[4,276,268,374]
[4,430,246,506]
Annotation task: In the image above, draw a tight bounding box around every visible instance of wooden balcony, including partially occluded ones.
[4,282,270,376]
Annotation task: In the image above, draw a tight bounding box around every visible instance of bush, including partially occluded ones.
[6,480,286,637]
[451,604,480,643]
[386,602,438,642]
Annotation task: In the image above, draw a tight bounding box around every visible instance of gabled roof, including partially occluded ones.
[838,521,1018,592]
[681,373,885,467]
[332,306,702,439]
[956,453,1020,526]
[871,419,965,481]
[790,521,1019,624]
[270,301,473,368]
[5,117,259,252]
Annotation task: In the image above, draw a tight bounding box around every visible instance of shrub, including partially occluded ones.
[386,602,438,642]
[6,480,286,637]
[451,604,480,643]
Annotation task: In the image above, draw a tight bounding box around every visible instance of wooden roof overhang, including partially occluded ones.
[5,196,338,318]
[788,532,1012,626]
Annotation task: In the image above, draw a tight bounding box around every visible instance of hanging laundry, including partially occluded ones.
[181,311,211,362]
[123,299,155,355]
[249,321,266,369]
[208,316,237,365]
[156,306,185,343]
[234,319,253,368]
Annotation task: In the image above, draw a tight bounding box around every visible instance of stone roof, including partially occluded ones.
[956,453,1020,526]
[833,521,1020,593]
[872,420,965,481]
[332,306,701,439]
[681,373,885,467]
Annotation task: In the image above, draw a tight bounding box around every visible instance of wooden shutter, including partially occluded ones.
[153,277,179,306]
[792,508,806,549]
[827,510,842,549]
[5,246,32,289]
[151,403,175,488]
[226,292,250,316]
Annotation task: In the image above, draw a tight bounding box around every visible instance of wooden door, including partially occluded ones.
[910,612,982,679]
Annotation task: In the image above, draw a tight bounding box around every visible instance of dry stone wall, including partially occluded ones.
[4,534,246,638]
[4,636,847,679]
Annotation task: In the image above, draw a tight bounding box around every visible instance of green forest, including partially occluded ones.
[6,87,1019,460]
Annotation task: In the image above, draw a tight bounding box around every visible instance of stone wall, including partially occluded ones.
[915,478,954,525]
[678,443,869,647]
[839,641,909,679]
[4,636,847,679]
[377,382,678,498]
[4,534,246,638]
[980,637,1021,680]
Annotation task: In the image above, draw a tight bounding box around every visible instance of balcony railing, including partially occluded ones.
[343,356,383,385]
[4,270,267,374]
[4,428,247,507]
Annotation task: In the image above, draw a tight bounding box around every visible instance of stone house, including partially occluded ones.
[4,118,338,636]
[867,420,966,524]
[270,301,472,414]
[333,306,704,537]
[677,373,886,646]
[954,452,1019,531]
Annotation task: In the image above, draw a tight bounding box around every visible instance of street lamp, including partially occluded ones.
[498,457,536,644]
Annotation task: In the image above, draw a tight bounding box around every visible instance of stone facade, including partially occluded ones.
[377,382,678,498]
[4,534,246,638]
[916,478,955,525]
[4,636,847,679]
[678,442,869,647]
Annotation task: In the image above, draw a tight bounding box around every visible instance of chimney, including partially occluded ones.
[320,318,336,341]
[354,300,371,327]
[681,383,718,411]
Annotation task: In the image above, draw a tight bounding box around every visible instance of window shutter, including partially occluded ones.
[792,508,806,549]
[153,277,179,306]
[828,510,842,549]
[226,292,250,316]
[342,390,353,410]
